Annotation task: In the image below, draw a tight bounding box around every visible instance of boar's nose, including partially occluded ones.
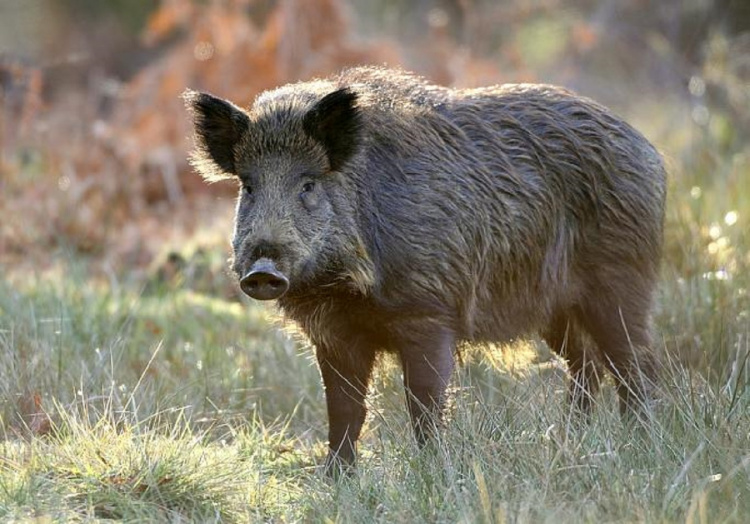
[240,258,290,300]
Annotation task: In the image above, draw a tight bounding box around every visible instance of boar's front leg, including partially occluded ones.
[316,343,376,476]
[395,325,456,446]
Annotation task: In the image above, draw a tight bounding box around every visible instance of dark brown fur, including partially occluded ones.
[185,66,666,473]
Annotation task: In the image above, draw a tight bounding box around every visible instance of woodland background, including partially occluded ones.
[2,0,748,282]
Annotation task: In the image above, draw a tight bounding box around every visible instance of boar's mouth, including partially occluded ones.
[239,258,290,300]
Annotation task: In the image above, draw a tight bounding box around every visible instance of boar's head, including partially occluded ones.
[185,87,366,301]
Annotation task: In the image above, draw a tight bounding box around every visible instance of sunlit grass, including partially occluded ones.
[0,400,317,521]
[2,248,750,521]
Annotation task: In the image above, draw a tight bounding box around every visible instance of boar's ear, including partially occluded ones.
[183,90,249,181]
[303,88,361,172]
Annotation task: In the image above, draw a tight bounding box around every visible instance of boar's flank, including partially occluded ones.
[185,66,666,474]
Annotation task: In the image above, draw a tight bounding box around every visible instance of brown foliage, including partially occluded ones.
[2,0,745,279]
[1,0,398,274]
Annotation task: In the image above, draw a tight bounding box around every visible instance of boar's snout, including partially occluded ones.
[240,258,290,300]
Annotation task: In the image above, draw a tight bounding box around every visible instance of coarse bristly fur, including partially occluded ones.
[184,66,667,474]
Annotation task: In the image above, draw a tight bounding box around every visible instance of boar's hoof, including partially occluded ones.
[324,453,356,479]
[240,259,289,300]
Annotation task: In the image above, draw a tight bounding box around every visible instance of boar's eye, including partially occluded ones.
[299,180,320,210]
[243,185,253,196]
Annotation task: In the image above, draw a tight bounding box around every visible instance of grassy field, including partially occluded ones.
[1,253,749,522]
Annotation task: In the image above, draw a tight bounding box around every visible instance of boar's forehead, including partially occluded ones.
[242,154,324,190]
[241,99,327,167]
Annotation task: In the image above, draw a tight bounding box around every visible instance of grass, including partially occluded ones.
[1,243,749,522]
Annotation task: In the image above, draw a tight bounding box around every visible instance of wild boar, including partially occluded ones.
[185,66,666,473]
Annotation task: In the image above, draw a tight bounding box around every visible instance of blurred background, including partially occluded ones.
[1,0,749,374]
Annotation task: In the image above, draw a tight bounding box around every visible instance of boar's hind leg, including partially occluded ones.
[579,286,656,417]
[395,326,456,447]
[543,312,601,415]
[317,344,377,475]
